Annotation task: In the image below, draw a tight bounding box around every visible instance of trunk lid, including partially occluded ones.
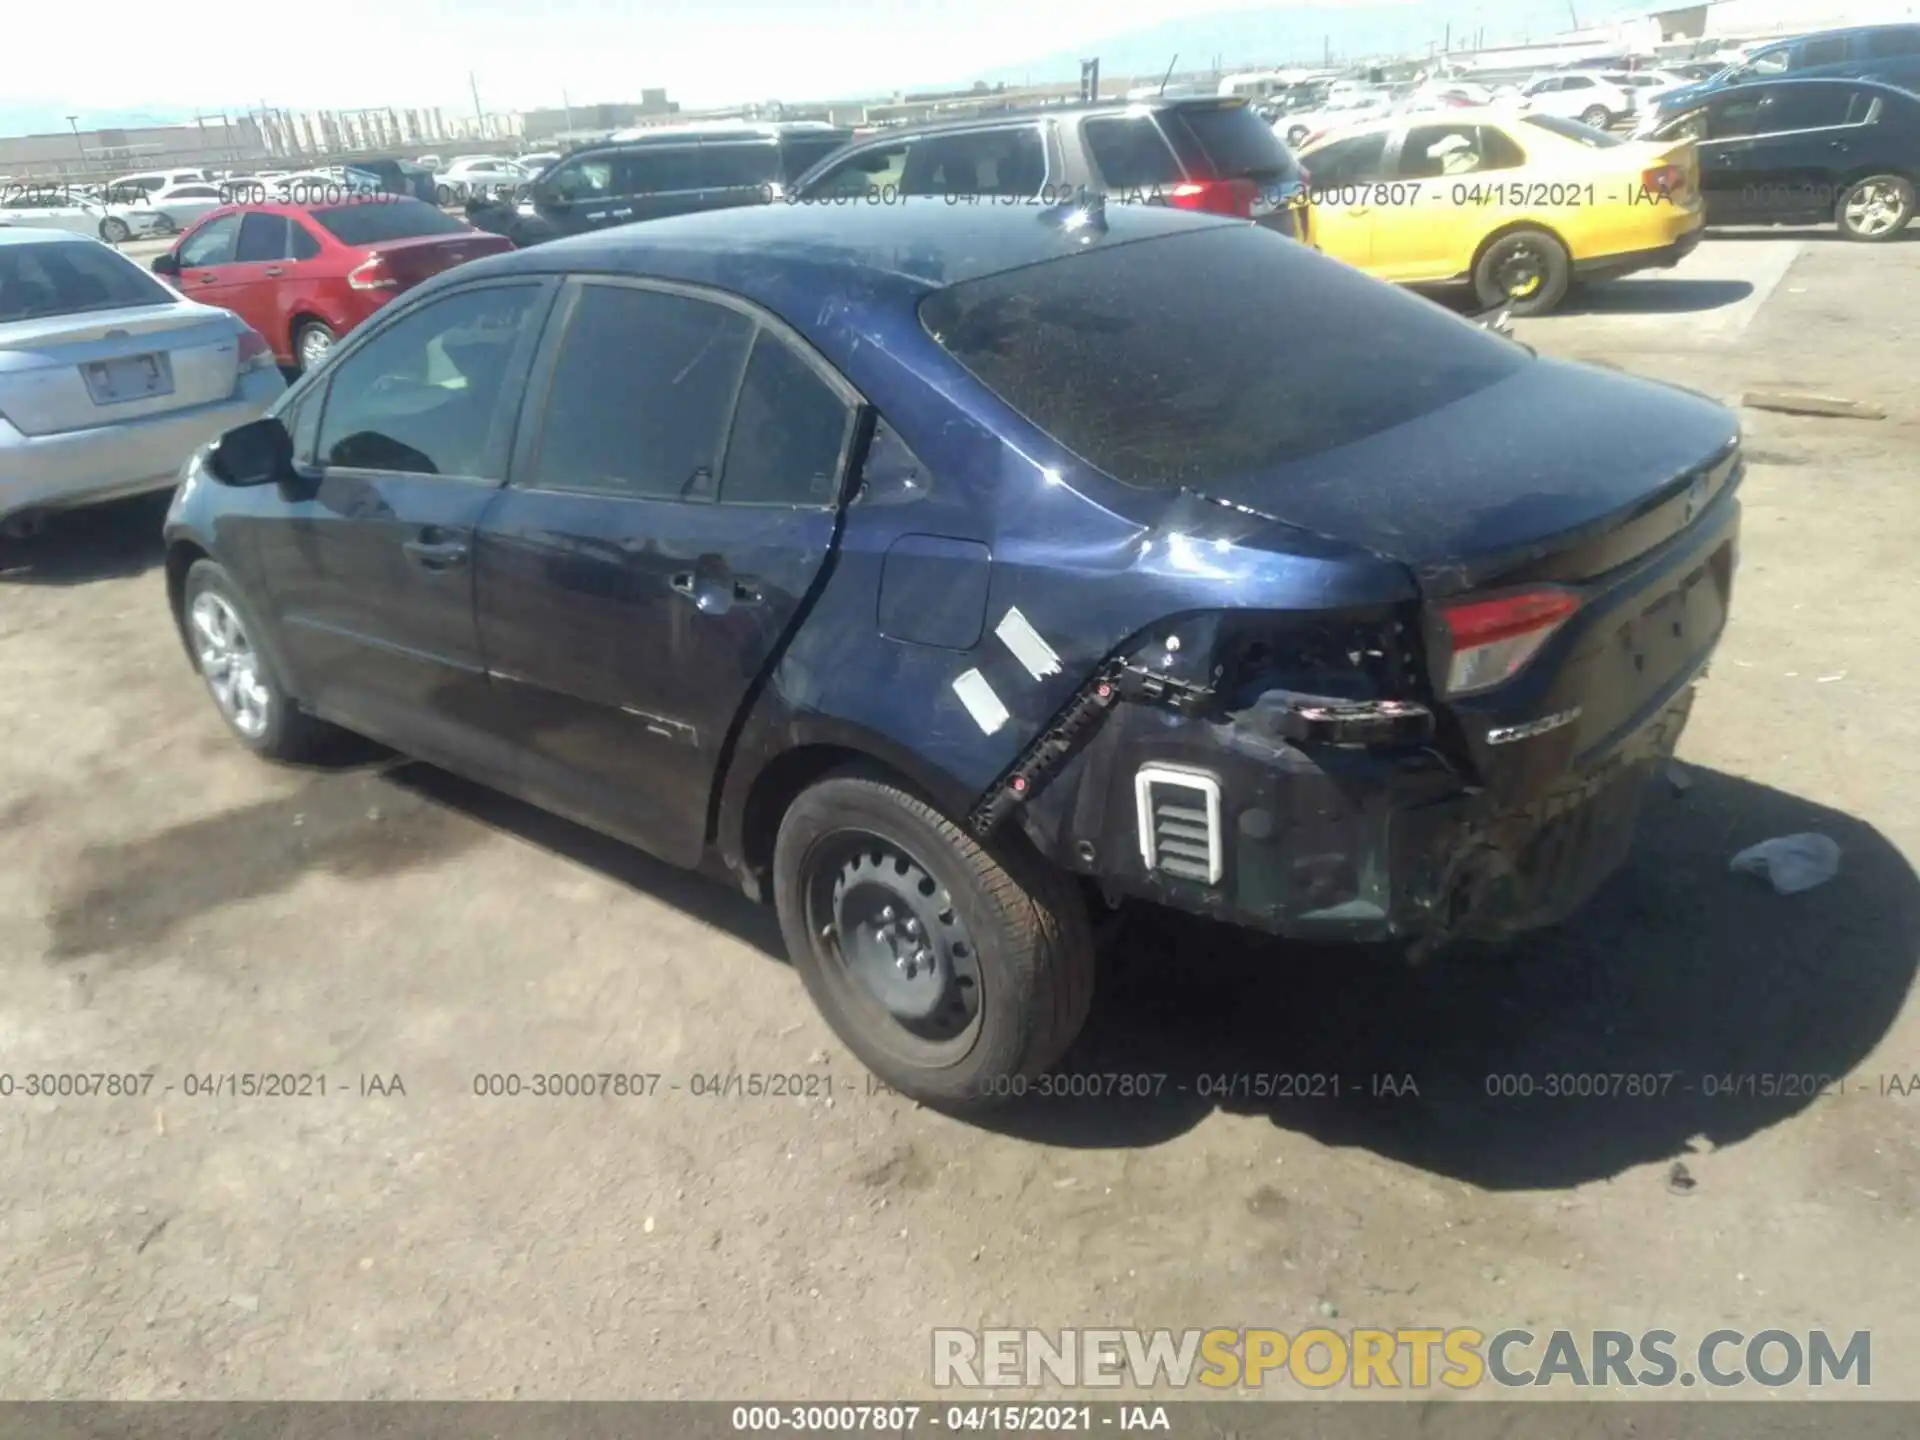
[0,302,240,437]
[365,231,514,291]
[1186,358,1739,597]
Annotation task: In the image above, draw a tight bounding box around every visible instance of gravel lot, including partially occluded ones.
[2,226,1917,1401]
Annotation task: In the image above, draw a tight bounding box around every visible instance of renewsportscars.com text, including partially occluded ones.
[932,1328,1871,1391]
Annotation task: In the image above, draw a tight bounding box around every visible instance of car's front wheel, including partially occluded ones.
[1837,174,1914,242]
[98,216,131,244]
[1579,105,1612,128]
[1473,226,1571,316]
[182,560,334,761]
[293,320,337,373]
[773,772,1094,1111]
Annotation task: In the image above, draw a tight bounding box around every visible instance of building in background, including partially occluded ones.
[0,116,264,179]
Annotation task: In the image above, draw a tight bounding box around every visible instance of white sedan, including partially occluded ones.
[1274,91,1395,148]
[437,157,530,201]
[141,183,234,236]
[0,189,167,244]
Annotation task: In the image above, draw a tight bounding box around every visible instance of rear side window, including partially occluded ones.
[1846,89,1881,123]
[807,143,910,198]
[903,128,1048,197]
[719,333,851,507]
[312,199,466,244]
[234,213,290,263]
[0,241,173,322]
[1800,36,1850,65]
[1165,102,1296,179]
[1867,27,1920,57]
[697,143,780,189]
[291,222,322,260]
[1082,116,1184,188]
[618,147,701,194]
[528,285,754,500]
[1522,114,1624,147]
[919,225,1526,490]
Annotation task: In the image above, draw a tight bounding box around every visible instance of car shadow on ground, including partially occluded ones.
[382,750,1916,1191]
[1708,226,1919,244]
[1558,277,1755,316]
[990,766,1919,1189]
[0,491,170,586]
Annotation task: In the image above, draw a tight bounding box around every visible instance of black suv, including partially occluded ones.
[789,96,1304,235]
[515,123,855,242]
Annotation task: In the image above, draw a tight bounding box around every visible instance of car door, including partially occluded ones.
[1298,129,1389,266]
[251,279,554,767]
[1377,121,1527,281]
[1701,84,1857,222]
[170,211,244,307]
[472,278,858,866]
[616,146,705,222]
[217,211,294,342]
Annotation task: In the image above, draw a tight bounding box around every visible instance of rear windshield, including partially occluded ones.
[311,198,468,245]
[918,224,1526,490]
[1169,101,1299,178]
[0,241,173,322]
[1522,114,1625,148]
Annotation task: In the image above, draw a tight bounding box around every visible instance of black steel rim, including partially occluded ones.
[803,831,983,1065]
[1493,241,1545,301]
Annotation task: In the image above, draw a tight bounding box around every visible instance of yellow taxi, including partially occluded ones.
[1294,108,1703,314]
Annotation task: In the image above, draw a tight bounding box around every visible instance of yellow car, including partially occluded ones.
[1295,109,1703,314]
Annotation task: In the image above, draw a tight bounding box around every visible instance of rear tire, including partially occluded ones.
[182,560,337,762]
[772,771,1095,1112]
[1580,105,1611,128]
[1836,174,1914,242]
[1473,226,1571,316]
[151,214,177,237]
[293,320,337,373]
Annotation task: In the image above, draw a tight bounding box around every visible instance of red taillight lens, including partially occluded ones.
[1167,178,1258,218]
[1641,163,1686,199]
[1439,589,1582,696]
[347,255,397,291]
[235,325,274,372]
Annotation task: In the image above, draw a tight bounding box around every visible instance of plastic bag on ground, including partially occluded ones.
[1728,833,1841,895]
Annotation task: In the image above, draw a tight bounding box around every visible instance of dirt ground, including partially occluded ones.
[2,228,1917,1402]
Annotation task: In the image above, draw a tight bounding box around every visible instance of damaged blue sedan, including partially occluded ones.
[164,198,1742,1109]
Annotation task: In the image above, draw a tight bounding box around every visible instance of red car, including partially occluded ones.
[151,197,512,373]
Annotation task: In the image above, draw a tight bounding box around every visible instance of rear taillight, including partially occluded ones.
[1438,588,1582,696]
[1167,177,1259,218]
[1641,163,1686,199]
[347,255,398,291]
[235,325,274,373]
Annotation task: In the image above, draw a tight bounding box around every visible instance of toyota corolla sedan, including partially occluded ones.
[163,200,1742,1109]
[1,228,284,532]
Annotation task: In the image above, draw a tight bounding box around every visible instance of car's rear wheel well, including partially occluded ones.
[165,540,211,657]
[737,744,915,883]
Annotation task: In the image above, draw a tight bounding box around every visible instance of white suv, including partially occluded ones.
[1518,72,1634,128]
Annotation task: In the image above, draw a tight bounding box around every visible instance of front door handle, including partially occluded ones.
[264,265,284,277]
[196,273,218,284]
[403,533,468,570]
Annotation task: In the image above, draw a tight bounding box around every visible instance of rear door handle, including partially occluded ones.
[403,533,468,570]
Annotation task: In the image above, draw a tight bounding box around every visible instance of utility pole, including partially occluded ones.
[66,115,85,167]
[1445,21,1451,51]
[1568,0,1579,29]
[562,87,574,135]
[470,70,485,135]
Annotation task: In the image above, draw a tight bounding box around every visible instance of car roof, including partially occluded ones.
[461,196,1234,304]
[0,226,95,247]
[835,95,1260,143]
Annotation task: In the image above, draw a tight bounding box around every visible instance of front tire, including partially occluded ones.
[1579,105,1612,128]
[293,320,337,373]
[99,216,131,244]
[772,772,1095,1111]
[182,559,335,761]
[1473,226,1571,316]
[1836,174,1914,242]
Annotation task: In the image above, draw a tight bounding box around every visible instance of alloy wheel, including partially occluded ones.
[189,591,271,739]
[298,327,333,371]
[1845,181,1907,238]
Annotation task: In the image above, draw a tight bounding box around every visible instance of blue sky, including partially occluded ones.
[7,0,1635,135]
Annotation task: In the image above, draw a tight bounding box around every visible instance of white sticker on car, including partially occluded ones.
[994,607,1062,682]
[951,668,1011,736]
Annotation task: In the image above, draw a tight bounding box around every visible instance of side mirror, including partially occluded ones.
[150,253,181,277]
[207,417,294,487]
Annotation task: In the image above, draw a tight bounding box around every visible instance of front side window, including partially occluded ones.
[807,143,910,198]
[527,285,754,500]
[720,333,851,507]
[1398,124,1524,178]
[178,213,241,267]
[1302,131,1388,186]
[545,157,613,202]
[317,284,542,478]
[1749,49,1792,76]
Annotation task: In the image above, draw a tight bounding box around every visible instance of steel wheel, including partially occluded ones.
[1474,226,1570,316]
[151,214,177,237]
[1839,176,1913,241]
[296,323,335,372]
[1580,105,1611,128]
[189,590,272,739]
[805,832,985,1061]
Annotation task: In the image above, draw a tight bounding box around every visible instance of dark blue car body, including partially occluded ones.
[165,198,1741,978]
[1648,24,1920,121]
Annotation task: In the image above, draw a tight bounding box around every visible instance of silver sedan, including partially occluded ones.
[0,227,284,531]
